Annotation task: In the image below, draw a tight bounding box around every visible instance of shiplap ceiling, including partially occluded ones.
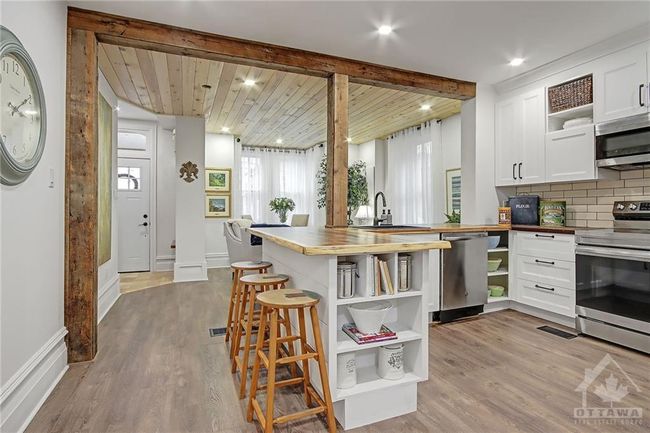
[98,43,460,148]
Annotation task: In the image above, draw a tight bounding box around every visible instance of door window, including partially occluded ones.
[117,166,141,191]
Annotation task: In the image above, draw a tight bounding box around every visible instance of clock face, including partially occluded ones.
[1,53,42,165]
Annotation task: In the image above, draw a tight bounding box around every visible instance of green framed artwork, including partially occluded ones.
[205,194,231,218]
[97,94,112,266]
[205,167,231,192]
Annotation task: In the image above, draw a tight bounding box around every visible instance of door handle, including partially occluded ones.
[535,234,555,239]
[640,84,645,107]
[139,222,149,227]
[518,162,523,180]
[535,259,555,265]
[512,163,517,180]
[534,284,555,292]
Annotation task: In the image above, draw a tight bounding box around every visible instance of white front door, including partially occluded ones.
[117,157,151,272]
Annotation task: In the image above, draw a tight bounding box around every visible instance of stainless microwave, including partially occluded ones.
[596,113,650,170]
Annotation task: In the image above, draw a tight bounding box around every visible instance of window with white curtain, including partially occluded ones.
[386,122,434,224]
[239,146,323,224]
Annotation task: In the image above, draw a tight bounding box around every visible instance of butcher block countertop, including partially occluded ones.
[248,227,451,255]
[510,224,584,234]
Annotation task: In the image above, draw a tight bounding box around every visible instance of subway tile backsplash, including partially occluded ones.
[515,169,650,228]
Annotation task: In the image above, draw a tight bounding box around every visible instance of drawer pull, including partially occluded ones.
[535,234,555,239]
[535,259,555,265]
[535,284,555,292]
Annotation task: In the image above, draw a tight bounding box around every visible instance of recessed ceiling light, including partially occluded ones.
[378,25,393,35]
[276,138,283,144]
[221,126,230,133]
[509,58,525,67]
[115,106,120,112]
[420,104,431,110]
[244,79,256,86]
[346,137,352,143]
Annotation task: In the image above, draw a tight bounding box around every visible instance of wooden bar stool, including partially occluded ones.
[225,261,272,344]
[247,289,336,433]
[231,273,293,399]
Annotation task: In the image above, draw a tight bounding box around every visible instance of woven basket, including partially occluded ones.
[548,74,593,113]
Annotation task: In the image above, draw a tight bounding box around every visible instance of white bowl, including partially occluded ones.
[347,301,392,334]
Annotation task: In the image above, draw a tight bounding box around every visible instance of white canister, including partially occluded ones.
[337,352,357,389]
[377,343,404,380]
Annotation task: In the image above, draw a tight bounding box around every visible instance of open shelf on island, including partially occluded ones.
[335,366,422,400]
[337,290,421,306]
[336,325,421,354]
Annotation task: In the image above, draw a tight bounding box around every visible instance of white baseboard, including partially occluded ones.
[154,255,175,272]
[0,328,68,433]
[158,253,229,272]
[205,252,229,269]
[98,274,120,323]
[173,260,208,282]
[510,302,576,329]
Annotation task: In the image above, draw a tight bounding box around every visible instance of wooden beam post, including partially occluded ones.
[326,73,349,227]
[65,28,98,363]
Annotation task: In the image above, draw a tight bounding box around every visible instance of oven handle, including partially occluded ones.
[576,245,650,262]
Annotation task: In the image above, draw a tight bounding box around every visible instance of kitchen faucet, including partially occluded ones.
[373,191,392,226]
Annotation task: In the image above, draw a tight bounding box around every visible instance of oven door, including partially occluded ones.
[575,245,650,334]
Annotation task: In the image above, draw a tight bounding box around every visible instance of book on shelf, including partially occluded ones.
[373,256,380,296]
[342,323,397,344]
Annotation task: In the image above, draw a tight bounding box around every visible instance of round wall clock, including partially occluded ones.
[0,26,46,185]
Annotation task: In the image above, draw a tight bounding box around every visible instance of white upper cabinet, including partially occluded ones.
[495,98,520,186]
[520,89,545,184]
[494,88,545,186]
[593,44,649,123]
[545,125,596,183]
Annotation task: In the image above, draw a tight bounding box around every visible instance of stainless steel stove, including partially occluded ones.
[575,201,650,353]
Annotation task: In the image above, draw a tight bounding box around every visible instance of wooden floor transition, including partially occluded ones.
[27,271,649,432]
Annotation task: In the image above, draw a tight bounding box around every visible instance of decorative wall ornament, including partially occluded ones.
[179,161,199,183]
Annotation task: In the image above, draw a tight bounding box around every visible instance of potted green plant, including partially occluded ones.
[269,197,296,223]
[317,156,369,224]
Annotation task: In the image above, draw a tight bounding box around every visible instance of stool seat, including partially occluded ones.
[256,288,319,309]
[239,273,289,285]
[232,260,272,271]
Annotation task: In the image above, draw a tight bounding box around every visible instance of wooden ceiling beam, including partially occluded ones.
[68,7,475,100]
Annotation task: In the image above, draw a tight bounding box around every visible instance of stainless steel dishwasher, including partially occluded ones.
[439,232,488,323]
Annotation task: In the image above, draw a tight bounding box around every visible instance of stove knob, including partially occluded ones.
[616,203,625,210]
[629,203,638,211]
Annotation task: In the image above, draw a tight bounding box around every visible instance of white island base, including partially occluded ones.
[262,240,433,430]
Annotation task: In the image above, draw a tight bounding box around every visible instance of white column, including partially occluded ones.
[174,117,208,282]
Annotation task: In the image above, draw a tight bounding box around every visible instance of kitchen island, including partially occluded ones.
[247,226,450,430]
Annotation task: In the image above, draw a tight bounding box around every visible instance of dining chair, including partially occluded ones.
[290,214,309,227]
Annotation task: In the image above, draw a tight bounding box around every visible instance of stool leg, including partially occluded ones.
[264,309,279,433]
[310,306,336,433]
[297,307,312,407]
[225,268,241,342]
[247,305,267,423]
[282,307,298,378]
[230,283,248,363]
[229,277,245,356]
[238,286,257,399]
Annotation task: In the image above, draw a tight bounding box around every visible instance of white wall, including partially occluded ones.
[97,73,120,323]
[0,2,69,432]
[155,128,176,271]
[205,133,235,268]
[173,117,208,282]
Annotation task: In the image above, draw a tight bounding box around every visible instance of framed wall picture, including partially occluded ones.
[205,194,231,218]
[446,168,461,214]
[205,167,231,192]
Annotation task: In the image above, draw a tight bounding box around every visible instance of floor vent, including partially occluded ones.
[209,327,227,337]
[537,325,577,339]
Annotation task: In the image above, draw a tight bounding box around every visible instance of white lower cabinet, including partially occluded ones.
[511,231,576,318]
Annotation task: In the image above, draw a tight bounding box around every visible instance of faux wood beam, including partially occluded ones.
[65,28,98,363]
[67,7,476,100]
[326,73,349,227]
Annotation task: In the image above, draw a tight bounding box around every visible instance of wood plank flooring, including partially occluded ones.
[27,270,649,433]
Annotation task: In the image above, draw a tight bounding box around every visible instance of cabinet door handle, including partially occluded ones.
[535,259,555,265]
[640,84,645,107]
[535,284,555,292]
[512,163,517,180]
[535,234,555,239]
[518,162,523,180]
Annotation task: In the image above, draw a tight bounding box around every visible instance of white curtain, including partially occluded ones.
[386,122,434,224]
[239,146,322,225]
